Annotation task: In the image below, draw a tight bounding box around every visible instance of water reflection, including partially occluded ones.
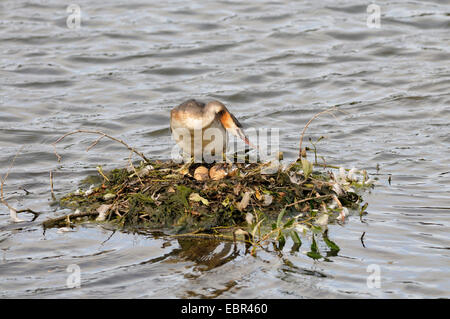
[177,238,240,270]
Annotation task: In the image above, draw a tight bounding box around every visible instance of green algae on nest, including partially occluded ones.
[45,159,373,248]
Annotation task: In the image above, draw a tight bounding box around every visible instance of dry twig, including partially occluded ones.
[42,210,99,229]
[127,150,144,187]
[49,171,56,201]
[298,106,339,159]
[52,129,150,163]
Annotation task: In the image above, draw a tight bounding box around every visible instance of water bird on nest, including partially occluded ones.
[170,99,252,161]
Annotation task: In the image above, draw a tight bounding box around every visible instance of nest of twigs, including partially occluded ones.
[43,158,372,243]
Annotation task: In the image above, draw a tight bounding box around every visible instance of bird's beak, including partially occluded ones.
[235,126,252,147]
[220,111,255,149]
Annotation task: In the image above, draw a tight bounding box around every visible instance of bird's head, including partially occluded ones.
[206,100,253,147]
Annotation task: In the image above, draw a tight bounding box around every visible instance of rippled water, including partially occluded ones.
[0,0,449,298]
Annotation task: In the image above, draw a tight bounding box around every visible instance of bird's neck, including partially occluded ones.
[202,108,218,125]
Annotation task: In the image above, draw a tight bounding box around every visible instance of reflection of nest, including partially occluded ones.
[177,238,239,270]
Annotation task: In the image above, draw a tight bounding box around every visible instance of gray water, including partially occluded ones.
[0,0,449,298]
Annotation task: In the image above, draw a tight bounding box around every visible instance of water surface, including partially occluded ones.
[0,0,449,298]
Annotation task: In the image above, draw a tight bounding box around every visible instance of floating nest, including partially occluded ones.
[0,111,374,255]
[44,157,373,251]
